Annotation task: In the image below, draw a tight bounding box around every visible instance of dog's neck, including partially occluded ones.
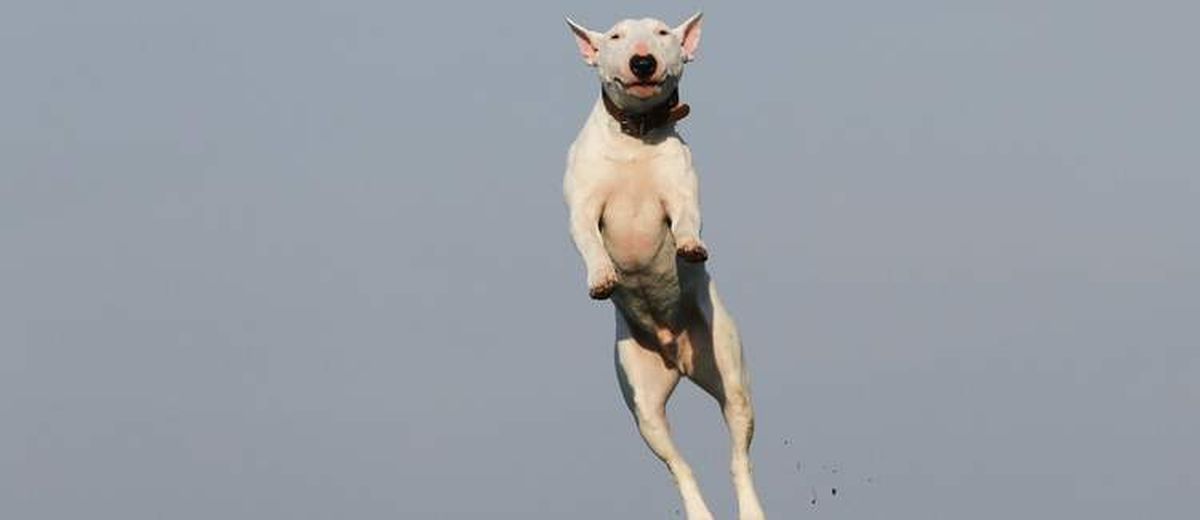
[600,88,690,138]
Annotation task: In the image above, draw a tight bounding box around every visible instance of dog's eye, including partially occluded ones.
[609,33,621,40]
[658,29,669,36]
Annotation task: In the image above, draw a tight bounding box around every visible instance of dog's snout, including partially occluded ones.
[629,54,657,80]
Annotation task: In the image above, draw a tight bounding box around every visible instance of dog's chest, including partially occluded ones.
[600,154,672,272]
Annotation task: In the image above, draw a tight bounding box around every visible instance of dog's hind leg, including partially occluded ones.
[615,319,715,520]
[684,280,767,520]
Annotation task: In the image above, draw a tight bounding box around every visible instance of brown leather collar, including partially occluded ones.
[601,87,691,138]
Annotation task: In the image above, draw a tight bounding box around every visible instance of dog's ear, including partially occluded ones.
[565,17,602,67]
[673,12,703,62]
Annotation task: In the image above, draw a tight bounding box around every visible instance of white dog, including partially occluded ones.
[563,13,766,520]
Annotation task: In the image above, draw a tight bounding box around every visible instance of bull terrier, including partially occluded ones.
[562,13,767,520]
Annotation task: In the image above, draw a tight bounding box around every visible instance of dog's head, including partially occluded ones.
[566,13,703,113]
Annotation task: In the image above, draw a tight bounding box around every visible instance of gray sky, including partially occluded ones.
[2,1,1197,518]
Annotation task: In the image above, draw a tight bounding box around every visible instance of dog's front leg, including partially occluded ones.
[663,167,708,263]
[567,189,618,299]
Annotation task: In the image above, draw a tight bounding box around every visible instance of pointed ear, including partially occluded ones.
[565,17,601,66]
[673,12,703,62]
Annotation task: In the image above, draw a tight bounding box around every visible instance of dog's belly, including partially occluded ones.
[601,190,684,342]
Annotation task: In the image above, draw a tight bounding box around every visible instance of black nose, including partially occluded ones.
[629,54,657,80]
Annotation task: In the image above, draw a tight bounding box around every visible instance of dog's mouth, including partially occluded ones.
[614,77,664,98]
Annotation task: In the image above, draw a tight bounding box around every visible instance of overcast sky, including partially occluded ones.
[2,1,1197,518]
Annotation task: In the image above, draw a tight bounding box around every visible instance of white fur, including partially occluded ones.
[563,14,766,520]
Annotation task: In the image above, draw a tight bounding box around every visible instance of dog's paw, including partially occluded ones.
[676,237,709,263]
[587,264,619,300]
